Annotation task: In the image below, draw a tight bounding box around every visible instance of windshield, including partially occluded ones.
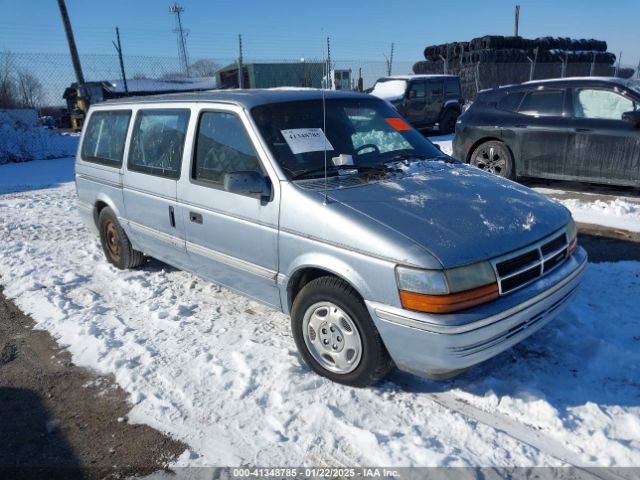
[370,79,408,100]
[251,98,443,180]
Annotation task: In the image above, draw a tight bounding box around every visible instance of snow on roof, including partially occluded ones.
[370,79,407,101]
[377,74,458,80]
[106,77,217,94]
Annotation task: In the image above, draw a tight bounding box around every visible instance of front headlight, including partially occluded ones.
[396,262,498,314]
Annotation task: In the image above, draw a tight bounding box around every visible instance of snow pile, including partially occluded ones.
[1,158,639,467]
[0,110,78,163]
[557,198,640,233]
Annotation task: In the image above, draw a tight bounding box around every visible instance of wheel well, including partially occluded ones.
[287,267,362,311]
[94,201,109,227]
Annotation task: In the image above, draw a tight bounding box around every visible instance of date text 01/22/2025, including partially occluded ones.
[231,467,400,478]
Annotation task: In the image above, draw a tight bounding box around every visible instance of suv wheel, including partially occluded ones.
[98,207,145,269]
[291,276,393,387]
[439,109,458,134]
[470,140,515,180]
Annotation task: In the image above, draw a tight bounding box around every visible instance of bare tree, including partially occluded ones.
[0,51,17,108]
[16,71,44,109]
[189,59,219,77]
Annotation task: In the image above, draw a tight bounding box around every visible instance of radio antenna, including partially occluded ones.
[321,31,329,205]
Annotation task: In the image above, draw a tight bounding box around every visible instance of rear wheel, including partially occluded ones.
[98,207,144,270]
[470,140,515,180]
[291,276,393,387]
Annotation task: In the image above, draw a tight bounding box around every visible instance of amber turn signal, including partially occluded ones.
[399,283,500,314]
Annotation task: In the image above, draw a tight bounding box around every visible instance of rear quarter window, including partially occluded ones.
[81,110,131,166]
[518,89,565,116]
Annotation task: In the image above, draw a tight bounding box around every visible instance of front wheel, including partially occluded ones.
[470,140,516,180]
[291,276,393,387]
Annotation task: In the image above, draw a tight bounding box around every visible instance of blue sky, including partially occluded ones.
[1,0,639,66]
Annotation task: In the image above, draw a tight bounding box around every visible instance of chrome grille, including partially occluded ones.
[492,231,569,295]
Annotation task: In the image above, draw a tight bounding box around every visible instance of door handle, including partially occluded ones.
[168,206,176,228]
[189,212,203,224]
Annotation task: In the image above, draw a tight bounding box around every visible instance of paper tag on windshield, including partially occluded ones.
[281,128,334,154]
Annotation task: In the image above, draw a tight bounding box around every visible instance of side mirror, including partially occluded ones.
[223,171,271,200]
[433,143,442,151]
[622,110,640,127]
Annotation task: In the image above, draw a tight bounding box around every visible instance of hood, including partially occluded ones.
[325,161,570,268]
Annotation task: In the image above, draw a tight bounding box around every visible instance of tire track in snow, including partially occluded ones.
[424,391,627,480]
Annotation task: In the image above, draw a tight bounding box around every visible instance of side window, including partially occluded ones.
[81,110,131,166]
[409,82,426,99]
[128,109,190,179]
[444,78,461,97]
[573,88,636,120]
[193,112,263,185]
[498,91,525,112]
[518,89,564,116]
[426,80,444,99]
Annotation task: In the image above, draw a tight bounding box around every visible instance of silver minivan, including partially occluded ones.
[75,90,587,387]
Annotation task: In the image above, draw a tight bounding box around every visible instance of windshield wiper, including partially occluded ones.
[291,164,386,180]
[384,152,457,165]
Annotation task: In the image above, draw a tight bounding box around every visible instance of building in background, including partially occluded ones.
[216,62,324,89]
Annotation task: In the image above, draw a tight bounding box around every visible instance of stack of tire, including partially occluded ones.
[414,35,631,100]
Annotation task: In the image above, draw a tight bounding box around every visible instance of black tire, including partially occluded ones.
[439,109,459,135]
[290,276,393,388]
[98,207,144,270]
[470,140,516,180]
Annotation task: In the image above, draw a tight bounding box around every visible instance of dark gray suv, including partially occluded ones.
[452,77,640,187]
[370,75,463,133]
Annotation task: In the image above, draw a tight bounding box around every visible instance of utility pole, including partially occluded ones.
[56,0,84,85]
[112,27,128,95]
[385,43,394,76]
[514,5,520,37]
[238,34,244,88]
[326,36,332,90]
[615,51,622,77]
[170,3,190,76]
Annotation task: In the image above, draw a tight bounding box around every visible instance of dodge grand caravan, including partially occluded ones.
[75,90,587,387]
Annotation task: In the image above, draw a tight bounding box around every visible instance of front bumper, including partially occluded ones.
[366,247,588,377]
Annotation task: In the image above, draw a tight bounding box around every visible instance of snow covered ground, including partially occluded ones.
[431,135,640,233]
[1,157,639,468]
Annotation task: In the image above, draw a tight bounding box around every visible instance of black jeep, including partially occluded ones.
[370,75,464,133]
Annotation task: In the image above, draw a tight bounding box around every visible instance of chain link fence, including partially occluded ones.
[1,51,415,109]
[1,49,637,111]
